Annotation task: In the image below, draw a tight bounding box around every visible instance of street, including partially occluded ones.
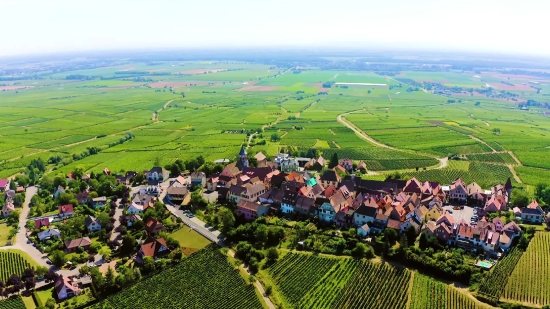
[0,186,50,267]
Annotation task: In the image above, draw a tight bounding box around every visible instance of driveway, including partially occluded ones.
[443,205,475,224]
[0,186,50,267]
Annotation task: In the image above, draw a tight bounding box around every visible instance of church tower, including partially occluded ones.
[236,145,249,171]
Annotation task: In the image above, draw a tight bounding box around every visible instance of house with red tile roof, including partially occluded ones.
[55,276,80,300]
[34,218,50,229]
[403,178,422,194]
[58,204,74,217]
[138,238,170,262]
[144,218,167,235]
[237,200,269,221]
[449,178,467,202]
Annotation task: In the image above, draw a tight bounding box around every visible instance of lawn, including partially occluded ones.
[21,295,36,309]
[169,227,211,250]
[0,223,13,245]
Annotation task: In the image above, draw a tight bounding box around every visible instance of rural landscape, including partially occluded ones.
[0,51,549,309]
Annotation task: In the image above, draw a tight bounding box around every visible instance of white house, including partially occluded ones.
[1,202,14,217]
[274,153,299,172]
[127,203,146,214]
[54,185,66,198]
[147,167,169,182]
[353,205,377,227]
[37,228,60,241]
[55,276,80,300]
[85,216,102,233]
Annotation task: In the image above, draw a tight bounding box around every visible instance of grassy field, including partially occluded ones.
[0,62,549,191]
[0,224,14,245]
[169,227,211,250]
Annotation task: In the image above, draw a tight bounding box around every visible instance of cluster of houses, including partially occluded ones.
[162,146,543,257]
[1,178,24,217]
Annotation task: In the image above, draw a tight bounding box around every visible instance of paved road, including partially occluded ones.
[165,203,224,244]
[0,186,51,267]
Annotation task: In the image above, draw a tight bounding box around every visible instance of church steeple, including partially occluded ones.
[237,145,249,170]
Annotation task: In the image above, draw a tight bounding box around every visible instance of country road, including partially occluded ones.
[0,186,51,267]
[228,250,275,309]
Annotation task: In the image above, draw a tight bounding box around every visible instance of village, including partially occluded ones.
[0,146,548,306]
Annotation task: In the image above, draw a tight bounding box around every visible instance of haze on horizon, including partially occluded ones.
[0,0,547,58]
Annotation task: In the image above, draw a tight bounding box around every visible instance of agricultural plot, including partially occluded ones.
[410,273,494,309]
[331,260,411,309]
[0,297,26,309]
[464,153,517,165]
[96,244,262,309]
[397,161,514,188]
[515,166,550,187]
[478,248,523,303]
[0,251,34,282]
[503,233,550,306]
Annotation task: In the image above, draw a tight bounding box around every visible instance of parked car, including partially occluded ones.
[46,260,52,265]
[188,214,195,218]
[448,210,453,214]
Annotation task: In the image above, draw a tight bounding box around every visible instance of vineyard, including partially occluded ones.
[397,161,514,189]
[0,251,33,282]
[411,273,495,309]
[503,233,550,306]
[477,248,523,302]
[331,261,411,309]
[94,244,262,309]
[268,252,340,307]
[465,153,517,165]
[0,297,25,309]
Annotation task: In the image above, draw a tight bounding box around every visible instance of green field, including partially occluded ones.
[1,62,550,190]
[93,244,262,309]
[503,233,550,306]
[169,227,211,250]
[477,248,523,303]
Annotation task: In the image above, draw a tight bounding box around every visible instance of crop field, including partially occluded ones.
[478,248,523,303]
[410,273,493,309]
[503,233,550,306]
[95,244,262,309]
[0,251,34,282]
[266,252,412,309]
[393,161,515,188]
[0,297,25,309]
[0,61,549,186]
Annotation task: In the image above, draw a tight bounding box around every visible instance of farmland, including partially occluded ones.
[411,273,493,309]
[503,233,550,306]
[477,248,523,303]
[0,62,549,190]
[265,252,411,309]
[0,297,25,309]
[0,251,35,282]
[94,244,263,309]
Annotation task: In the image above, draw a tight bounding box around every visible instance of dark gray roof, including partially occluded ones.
[282,191,298,205]
[320,170,338,182]
[354,205,378,217]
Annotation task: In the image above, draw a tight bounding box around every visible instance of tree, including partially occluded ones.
[35,266,48,278]
[50,250,67,267]
[45,298,56,309]
[254,224,268,245]
[217,207,235,233]
[419,232,428,250]
[351,243,367,258]
[79,265,90,276]
[328,153,339,169]
[405,225,417,245]
[511,188,530,208]
[25,278,35,291]
[266,247,279,264]
[142,256,156,273]
[383,228,398,245]
[120,234,136,254]
[53,176,67,189]
[270,133,281,142]
[99,247,112,260]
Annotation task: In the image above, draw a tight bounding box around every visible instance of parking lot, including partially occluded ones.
[443,205,476,224]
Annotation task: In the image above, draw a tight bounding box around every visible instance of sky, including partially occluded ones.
[0,0,547,57]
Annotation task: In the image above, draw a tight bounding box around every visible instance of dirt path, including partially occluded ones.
[338,111,448,171]
[328,129,336,135]
[387,94,392,101]
[228,250,275,309]
[507,165,523,183]
[405,272,415,309]
[469,135,497,152]
[483,121,490,126]
[508,151,523,166]
[337,112,397,150]
[332,141,341,148]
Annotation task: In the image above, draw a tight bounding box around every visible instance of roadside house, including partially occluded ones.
[237,200,269,220]
[138,237,170,262]
[85,216,102,233]
[55,276,80,300]
[38,228,60,241]
[58,204,74,217]
[65,237,92,253]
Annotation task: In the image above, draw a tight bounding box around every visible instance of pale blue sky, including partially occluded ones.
[0,0,546,57]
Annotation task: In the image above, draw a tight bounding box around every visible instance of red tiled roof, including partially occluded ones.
[140,238,169,257]
[65,237,92,249]
[58,204,74,214]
